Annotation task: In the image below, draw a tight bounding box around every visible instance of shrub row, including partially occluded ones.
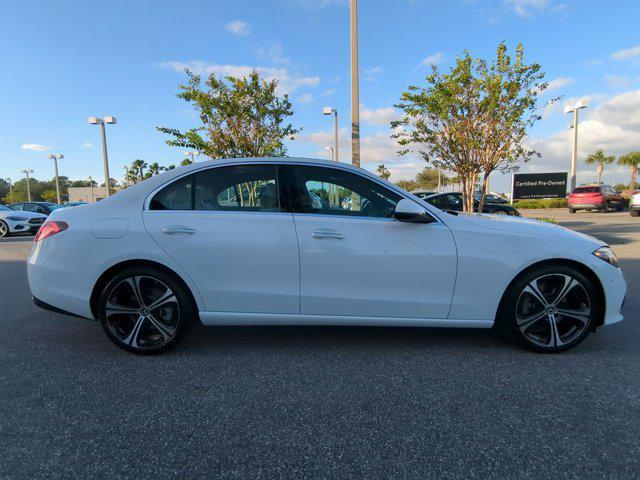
[513,198,568,209]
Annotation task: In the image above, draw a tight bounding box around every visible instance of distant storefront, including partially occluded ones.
[68,186,121,203]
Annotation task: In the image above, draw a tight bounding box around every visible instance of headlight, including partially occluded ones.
[6,216,28,221]
[593,246,619,267]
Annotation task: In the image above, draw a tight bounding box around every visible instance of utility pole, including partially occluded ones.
[323,107,339,162]
[89,116,117,197]
[47,154,64,204]
[564,100,589,192]
[350,0,360,167]
[21,169,34,201]
[89,176,95,203]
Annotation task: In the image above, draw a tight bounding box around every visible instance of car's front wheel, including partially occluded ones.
[98,266,196,354]
[498,264,600,353]
[0,220,10,238]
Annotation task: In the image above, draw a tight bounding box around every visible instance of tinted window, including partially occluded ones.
[287,165,401,218]
[10,204,23,211]
[428,195,449,210]
[150,176,194,210]
[445,194,463,211]
[573,187,599,193]
[150,165,280,212]
[195,165,279,212]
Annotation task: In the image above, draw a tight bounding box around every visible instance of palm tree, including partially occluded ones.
[618,151,640,190]
[585,150,615,185]
[147,162,164,177]
[131,159,148,182]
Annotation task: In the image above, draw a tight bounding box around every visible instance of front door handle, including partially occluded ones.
[311,230,345,240]
[162,226,197,235]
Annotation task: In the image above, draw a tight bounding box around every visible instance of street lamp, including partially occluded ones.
[89,115,117,197]
[324,146,335,161]
[89,176,95,203]
[5,178,12,203]
[323,107,339,163]
[21,169,34,201]
[185,150,200,163]
[564,99,589,192]
[47,154,64,204]
[350,0,360,167]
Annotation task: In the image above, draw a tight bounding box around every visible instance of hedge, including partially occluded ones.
[513,198,568,209]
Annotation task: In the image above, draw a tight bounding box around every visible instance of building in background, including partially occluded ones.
[67,186,121,203]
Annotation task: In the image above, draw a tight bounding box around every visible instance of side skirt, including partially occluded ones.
[199,311,493,328]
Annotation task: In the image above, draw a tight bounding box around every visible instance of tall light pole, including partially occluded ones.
[21,169,34,201]
[323,107,339,162]
[89,176,95,203]
[350,0,360,167]
[47,154,64,204]
[564,100,589,192]
[89,116,117,197]
[5,178,12,203]
[324,146,335,161]
[185,151,200,163]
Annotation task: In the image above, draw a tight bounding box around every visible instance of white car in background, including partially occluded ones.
[630,190,640,217]
[27,158,627,354]
[0,204,46,237]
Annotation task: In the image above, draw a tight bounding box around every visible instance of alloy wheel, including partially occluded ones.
[0,221,8,238]
[515,273,591,348]
[104,275,180,350]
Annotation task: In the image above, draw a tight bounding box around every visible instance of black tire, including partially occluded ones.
[0,220,10,238]
[568,209,576,214]
[631,210,639,217]
[493,209,509,215]
[496,264,601,353]
[98,266,196,354]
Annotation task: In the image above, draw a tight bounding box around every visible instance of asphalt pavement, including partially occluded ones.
[0,209,638,479]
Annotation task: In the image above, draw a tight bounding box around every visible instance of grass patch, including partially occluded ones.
[531,217,559,224]
[513,198,568,209]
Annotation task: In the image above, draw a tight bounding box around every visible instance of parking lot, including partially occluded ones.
[0,209,638,479]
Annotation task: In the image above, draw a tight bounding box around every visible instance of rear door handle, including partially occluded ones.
[311,230,345,240]
[162,226,197,235]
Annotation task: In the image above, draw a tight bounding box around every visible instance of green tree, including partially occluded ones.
[377,164,391,180]
[618,151,640,190]
[131,159,148,182]
[585,150,615,185]
[158,70,300,159]
[0,178,9,201]
[180,158,193,166]
[41,190,58,203]
[395,179,417,192]
[393,43,548,212]
[147,162,164,177]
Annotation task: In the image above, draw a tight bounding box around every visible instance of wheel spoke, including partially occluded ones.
[123,315,146,348]
[551,275,580,306]
[146,313,175,342]
[517,310,547,329]
[105,301,139,316]
[523,282,549,308]
[148,292,177,311]
[557,308,590,326]
[125,277,145,308]
[547,314,563,347]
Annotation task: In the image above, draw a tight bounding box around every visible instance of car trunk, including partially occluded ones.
[569,188,603,205]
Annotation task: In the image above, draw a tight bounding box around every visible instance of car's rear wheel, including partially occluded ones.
[631,210,639,217]
[568,208,576,214]
[0,220,10,238]
[494,209,508,215]
[498,264,600,353]
[98,266,196,354]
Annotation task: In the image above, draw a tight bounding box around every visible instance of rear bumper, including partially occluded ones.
[630,204,640,211]
[569,203,604,210]
[33,296,89,319]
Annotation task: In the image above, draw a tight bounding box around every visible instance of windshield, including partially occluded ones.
[0,204,13,211]
[573,187,600,193]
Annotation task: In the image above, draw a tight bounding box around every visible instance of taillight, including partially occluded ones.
[34,221,68,242]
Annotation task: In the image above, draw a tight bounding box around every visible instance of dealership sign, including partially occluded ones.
[511,172,568,200]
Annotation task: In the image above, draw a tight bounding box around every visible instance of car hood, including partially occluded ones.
[0,211,47,220]
[455,212,604,245]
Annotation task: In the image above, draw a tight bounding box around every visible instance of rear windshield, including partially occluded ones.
[573,187,600,193]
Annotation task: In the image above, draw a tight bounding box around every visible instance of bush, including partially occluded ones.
[513,198,568,209]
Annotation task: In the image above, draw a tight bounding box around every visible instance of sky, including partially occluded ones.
[1,0,640,193]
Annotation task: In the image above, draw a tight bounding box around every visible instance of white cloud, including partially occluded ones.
[503,0,548,17]
[81,142,93,148]
[612,45,640,61]
[22,144,51,151]
[419,52,444,67]
[545,76,574,93]
[322,89,336,97]
[362,66,382,82]
[297,93,314,104]
[257,43,290,64]
[605,75,632,89]
[157,61,320,94]
[225,20,250,36]
[360,106,401,126]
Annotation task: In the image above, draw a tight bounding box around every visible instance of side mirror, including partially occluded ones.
[394,199,435,223]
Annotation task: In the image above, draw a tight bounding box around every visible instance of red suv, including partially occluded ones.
[568,185,624,213]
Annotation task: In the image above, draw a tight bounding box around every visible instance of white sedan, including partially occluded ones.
[0,204,46,237]
[27,158,627,354]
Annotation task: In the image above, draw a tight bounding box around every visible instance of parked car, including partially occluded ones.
[28,158,626,354]
[568,185,625,213]
[421,192,521,216]
[9,201,63,216]
[482,193,509,204]
[412,190,436,198]
[0,204,46,237]
[630,190,640,217]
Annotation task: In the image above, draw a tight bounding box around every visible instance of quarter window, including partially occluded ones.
[287,166,401,218]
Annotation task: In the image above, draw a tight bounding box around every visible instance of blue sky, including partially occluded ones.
[1,0,640,193]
